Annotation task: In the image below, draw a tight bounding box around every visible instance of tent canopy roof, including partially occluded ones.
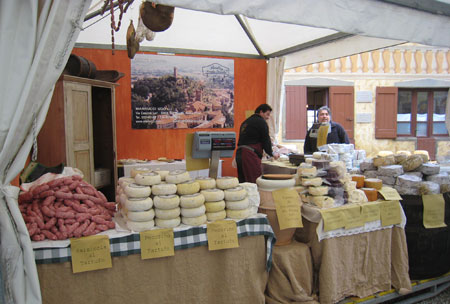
[77,0,450,69]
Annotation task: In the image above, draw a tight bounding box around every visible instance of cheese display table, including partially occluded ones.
[35,216,275,304]
[295,203,412,304]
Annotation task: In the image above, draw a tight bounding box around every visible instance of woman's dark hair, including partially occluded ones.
[254,104,272,114]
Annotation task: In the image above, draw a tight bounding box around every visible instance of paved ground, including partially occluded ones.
[415,286,450,304]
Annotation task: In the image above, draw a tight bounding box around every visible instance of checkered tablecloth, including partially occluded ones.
[33,216,276,271]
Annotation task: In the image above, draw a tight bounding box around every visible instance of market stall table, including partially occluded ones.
[295,203,412,304]
[35,216,275,304]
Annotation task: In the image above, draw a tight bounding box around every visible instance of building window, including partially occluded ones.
[397,89,448,137]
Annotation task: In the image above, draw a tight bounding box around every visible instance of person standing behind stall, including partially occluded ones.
[304,106,349,154]
[236,104,279,183]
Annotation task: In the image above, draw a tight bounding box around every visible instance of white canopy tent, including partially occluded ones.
[78,0,450,68]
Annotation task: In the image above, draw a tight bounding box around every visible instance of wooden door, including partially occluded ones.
[64,82,95,184]
[329,86,354,141]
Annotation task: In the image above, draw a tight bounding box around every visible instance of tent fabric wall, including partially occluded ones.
[151,0,450,49]
[266,57,285,143]
[0,1,92,303]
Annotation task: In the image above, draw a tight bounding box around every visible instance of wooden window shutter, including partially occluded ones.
[285,85,307,140]
[329,86,354,140]
[375,87,398,139]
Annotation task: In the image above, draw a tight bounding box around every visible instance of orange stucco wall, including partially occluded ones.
[71,48,267,177]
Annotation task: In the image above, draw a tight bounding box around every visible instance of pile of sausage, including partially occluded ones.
[19,175,116,241]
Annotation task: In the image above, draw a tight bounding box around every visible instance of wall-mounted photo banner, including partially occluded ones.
[131,53,235,129]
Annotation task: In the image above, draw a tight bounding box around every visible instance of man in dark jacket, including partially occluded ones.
[236,104,279,183]
[304,106,349,154]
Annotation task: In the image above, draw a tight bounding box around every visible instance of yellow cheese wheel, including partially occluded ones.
[351,175,365,188]
[155,217,181,228]
[182,214,207,226]
[200,188,225,202]
[155,207,181,220]
[216,176,239,190]
[153,194,180,209]
[181,205,206,218]
[179,193,205,208]
[130,167,152,178]
[177,180,201,195]
[364,178,383,190]
[362,187,378,201]
[204,200,226,212]
[126,209,155,222]
[126,220,155,232]
[195,177,216,190]
[226,207,251,219]
[206,210,227,221]
[152,182,177,196]
[135,171,162,186]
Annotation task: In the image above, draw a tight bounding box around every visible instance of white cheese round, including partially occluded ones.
[225,197,250,210]
[195,177,216,189]
[179,193,205,208]
[152,182,177,196]
[206,210,227,221]
[126,219,155,232]
[216,176,239,190]
[130,167,152,178]
[224,186,247,201]
[226,207,251,219]
[165,170,191,184]
[181,205,206,218]
[153,194,180,209]
[155,170,169,181]
[200,188,225,202]
[135,171,161,186]
[204,200,226,212]
[126,208,155,221]
[177,180,201,195]
[124,196,153,211]
[155,217,181,228]
[182,214,207,226]
[155,207,181,219]
[124,183,151,198]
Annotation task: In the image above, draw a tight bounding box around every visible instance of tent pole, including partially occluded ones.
[234,14,267,59]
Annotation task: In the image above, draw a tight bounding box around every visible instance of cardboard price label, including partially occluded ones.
[207,220,239,251]
[320,208,345,232]
[361,201,381,223]
[272,188,303,230]
[70,235,112,273]
[380,200,402,226]
[422,194,447,229]
[140,229,175,259]
[378,186,402,201]
[342,204,364,229]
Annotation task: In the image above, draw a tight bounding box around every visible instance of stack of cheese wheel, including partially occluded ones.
[224,185,250,220]
[301,169,335,209]
[216,177,250,219]
[122,182,155,232]
[201,188,226,221]
[178,180,207,226]
[361,177,383,202]
[195,176,216,190]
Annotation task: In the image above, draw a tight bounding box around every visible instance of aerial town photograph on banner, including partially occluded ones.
[131,53,235,129]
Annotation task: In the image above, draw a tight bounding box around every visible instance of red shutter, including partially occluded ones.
[329,86,354,140]
[285,86,307,140]
[375,87,398,139]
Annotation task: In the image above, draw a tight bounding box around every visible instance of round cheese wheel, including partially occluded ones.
[124,196,153,211]
[130,167,152,178]
[177,180,201,195]
[155,207,181,219]
[155,217,181,228]
[256,176,296,191]
[297,166,317,177]
[225,197,250,210]
[200,188,225,202]
[362,187,378,201]
[126,219,155,232]
[165,170,191,184]
[135,171,161,186]
[155,170,169,181]
[195,177,216,190]
[301,177,323,187]
[226,208,251,219]
[126,209,155,221]
[364,178,383,190]
[119,177,136,188]
[224,186,247,201]
[205,200,226,212]
[351,175,365,188]
[308,185,329,196]
[181,205,206,218]
[153,194,180,209]
[182,214,207,226]
[206,210,226,221]
[216,176,239,190]
[124,183,151,198]
[179,193,205,208]
[152,182,177,196]
[119,193,128,205]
